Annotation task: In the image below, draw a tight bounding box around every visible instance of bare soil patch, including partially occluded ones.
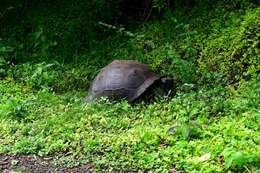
[0,153,94,173]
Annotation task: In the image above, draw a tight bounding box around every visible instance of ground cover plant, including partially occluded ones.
[0,0,260,172]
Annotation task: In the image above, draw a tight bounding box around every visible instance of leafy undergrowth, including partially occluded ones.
[1,0,260,172]
[0,78,259,172]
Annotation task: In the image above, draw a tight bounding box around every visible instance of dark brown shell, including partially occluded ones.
[88,60,161,102]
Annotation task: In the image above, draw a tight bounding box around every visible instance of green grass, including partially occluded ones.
[1,0,260,172]
[0,78,259,172]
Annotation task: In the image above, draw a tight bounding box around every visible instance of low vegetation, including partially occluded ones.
[0,0,259,172]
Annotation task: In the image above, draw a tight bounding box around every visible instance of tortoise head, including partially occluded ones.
[160,76,174,93]
[139,76,174,101]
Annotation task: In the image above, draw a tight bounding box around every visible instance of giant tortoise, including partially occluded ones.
[85,60,173,103]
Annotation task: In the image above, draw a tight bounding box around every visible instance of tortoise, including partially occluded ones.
[85,60,173,103]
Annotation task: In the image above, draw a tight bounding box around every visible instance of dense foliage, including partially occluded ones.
[0,0,259,172]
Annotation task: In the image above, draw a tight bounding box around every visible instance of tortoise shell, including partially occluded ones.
[87,60,161,102]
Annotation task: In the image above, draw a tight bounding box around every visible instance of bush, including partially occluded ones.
[198,7,260,85]
[0,0,123,63]
[0,43,14,78]
[8,62,93,92]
